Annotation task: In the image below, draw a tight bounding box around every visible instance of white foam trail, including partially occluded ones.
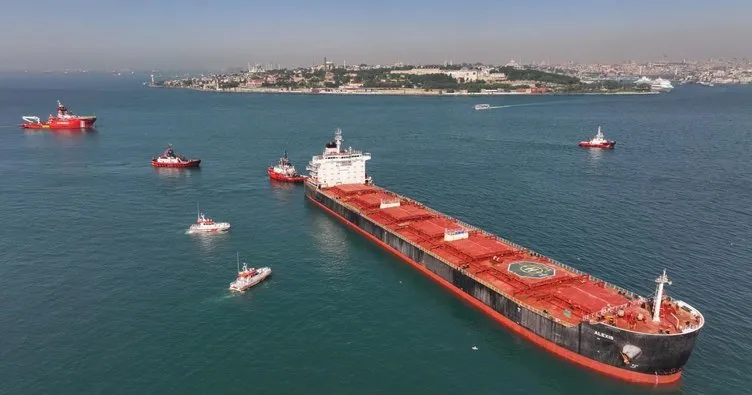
[203,293,238,304]
[487,101,564,109]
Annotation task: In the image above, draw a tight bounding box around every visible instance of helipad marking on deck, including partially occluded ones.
[508,261,555,279]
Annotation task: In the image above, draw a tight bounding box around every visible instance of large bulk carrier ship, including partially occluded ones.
[304,129,704,385]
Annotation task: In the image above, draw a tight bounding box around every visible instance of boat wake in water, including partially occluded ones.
[476,101,567,110]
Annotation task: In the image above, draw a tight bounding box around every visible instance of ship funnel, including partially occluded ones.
[652,269,672,323]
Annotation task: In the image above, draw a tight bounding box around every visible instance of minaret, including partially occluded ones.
[652,269,672,323]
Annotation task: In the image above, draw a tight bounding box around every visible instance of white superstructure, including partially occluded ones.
[187,204,231,233]
[589,126,608,144]
[229,263,272,292]
[306,128,371,188]
[634,77,673,92]
[650,78,674,92]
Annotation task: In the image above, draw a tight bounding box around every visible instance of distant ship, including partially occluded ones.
[187,204,230,233]
[650,78,674,92]
[474,104,491,110]
[151,145,201,168]
[21,100,96,129]
[268,150,306,183]
[304,128,703,385]
[229,253,272,292]
[579,126,616,149]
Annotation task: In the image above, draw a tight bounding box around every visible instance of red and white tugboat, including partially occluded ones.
[229,253,272,292]
[151,145,201,168]
[579,126,616,149]
[187,204,231,233]
[268,150,307,183]
[21,100,97,129]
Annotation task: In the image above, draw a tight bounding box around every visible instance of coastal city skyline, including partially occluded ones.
[150,56,751,97]
[2,0,751,71]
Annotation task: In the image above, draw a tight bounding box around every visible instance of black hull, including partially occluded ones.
[305,183,701,382]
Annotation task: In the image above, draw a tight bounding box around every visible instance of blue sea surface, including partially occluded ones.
[1,73,751,394]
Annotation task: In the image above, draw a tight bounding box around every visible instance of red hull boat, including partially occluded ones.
[579,126,616,149]
[151,145,201,168]
[268,150,307,183]
[152,159,201,168]
[268,168,306,182]
[579,141,616,149]
[21,101,96,129]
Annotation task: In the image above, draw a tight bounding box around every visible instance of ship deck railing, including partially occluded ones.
[311,151,370,161]
[332,190,574,327]
[330,185,639,326]
[394,191,639,300]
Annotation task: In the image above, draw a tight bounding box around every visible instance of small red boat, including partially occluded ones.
[579,126,616,149]
[21,100,96,129]
[151,145,201,168]
[268,150,307,183]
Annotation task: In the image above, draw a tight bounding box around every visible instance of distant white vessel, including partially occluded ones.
[229,253,272,292]
[187,204,231,233]
[650,78,674,92]
[698,81,715,87]
[474,104,491,110]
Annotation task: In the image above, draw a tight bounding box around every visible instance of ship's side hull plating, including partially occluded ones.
[21,117,96,129]
[305,184,700,384]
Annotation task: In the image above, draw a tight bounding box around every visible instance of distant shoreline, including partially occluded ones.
[148,85,660,97]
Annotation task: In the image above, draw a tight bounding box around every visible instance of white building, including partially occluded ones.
[445,70,479,82]
[390,68,479,82]
[390,68,443,76]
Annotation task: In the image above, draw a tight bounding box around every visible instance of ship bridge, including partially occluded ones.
[306,129,371,188]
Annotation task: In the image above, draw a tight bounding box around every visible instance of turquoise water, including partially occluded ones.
[1,74,751,394]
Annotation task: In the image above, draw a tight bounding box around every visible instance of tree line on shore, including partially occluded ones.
[166,66,649,93]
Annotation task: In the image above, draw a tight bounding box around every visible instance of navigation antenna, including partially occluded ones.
[652,269,672,323]
[236,252,240,273]
[334,128,343,151]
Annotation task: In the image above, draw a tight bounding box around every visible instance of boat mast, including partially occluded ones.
[196,202,200,221]
[652,269,672,322]
[236,252,240,272]
[334,128,343,152]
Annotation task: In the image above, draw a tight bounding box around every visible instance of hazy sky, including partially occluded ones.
[2,0,750,71]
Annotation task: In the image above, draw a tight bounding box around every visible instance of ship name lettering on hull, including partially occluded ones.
[594,331,614,340]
